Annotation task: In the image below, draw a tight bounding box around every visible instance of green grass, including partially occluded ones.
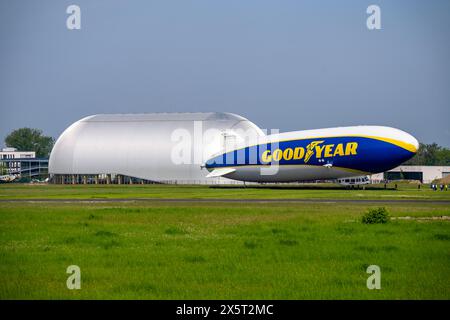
[0,182,450,200]
[0,185,449,299]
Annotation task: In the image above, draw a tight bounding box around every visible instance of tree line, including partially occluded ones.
[4,128,54,158]
[404,143,450,166]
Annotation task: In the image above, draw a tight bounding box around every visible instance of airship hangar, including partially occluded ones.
[49,112,264,184]
[47,112,449,185]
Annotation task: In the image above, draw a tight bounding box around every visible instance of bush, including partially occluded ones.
[362,207,390,224]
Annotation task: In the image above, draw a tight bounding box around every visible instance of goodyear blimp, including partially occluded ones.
[205,126,419,182]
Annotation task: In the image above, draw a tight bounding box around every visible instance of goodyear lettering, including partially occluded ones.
[273,149,282,161]
[261,150,271,163]
[283,148,293,160]
[294,147,304,159]
[333,143,345,156]
[261,141,358,163]
[315,144,326,158]
[345,142,358,155]
[324,144,334,158]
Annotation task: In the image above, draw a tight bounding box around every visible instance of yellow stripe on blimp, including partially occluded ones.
[220,135,418,154]
[361,136,418,153]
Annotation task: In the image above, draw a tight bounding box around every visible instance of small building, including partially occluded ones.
[0,147,35,159]
[370,165,450,183]
[0,148,48,180]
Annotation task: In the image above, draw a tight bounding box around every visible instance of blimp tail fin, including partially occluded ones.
[206,168,236,178]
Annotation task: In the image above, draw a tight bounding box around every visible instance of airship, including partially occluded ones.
[204,126,419,182]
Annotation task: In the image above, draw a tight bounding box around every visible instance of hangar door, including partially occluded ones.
[385,171,423,182]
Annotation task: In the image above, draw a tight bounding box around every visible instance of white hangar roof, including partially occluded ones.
[49,112,264,183]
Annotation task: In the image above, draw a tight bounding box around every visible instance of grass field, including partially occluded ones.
[0,182,450,200]
[0,183,449,299]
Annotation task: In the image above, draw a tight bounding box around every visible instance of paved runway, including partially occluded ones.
[1,198,450,204]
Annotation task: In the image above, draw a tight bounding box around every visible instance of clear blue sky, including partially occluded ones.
[1,0,449,147]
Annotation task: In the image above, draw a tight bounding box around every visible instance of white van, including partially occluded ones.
[336,176,370,186]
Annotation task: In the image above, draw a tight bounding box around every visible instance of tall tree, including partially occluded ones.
[4,128,54,158]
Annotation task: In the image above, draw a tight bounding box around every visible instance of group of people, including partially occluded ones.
[430,183,448,191]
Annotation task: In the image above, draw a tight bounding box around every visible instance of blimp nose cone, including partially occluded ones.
[383,127,419,167]
[401,131,419,154]
[380,126,419,154]
[410,135,420,154]
[367,126,420,173]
